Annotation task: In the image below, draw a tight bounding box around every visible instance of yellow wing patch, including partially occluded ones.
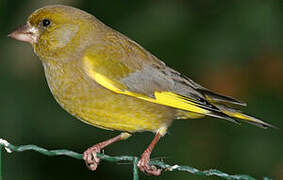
[83,55,126,92]
[83,56,210,115]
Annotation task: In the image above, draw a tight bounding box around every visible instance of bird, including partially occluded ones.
[8,5,275,176]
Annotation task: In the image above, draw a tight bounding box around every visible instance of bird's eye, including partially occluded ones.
[42,19,51,27]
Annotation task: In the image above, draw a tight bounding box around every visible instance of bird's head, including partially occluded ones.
[8,5,99,61]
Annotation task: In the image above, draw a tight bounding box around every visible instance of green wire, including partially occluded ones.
[133,157,139,180]
[0,145,2,180]
[0,139,273,180]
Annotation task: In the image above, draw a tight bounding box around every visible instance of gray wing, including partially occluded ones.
[120,57,244,107]
[115,30,245,107]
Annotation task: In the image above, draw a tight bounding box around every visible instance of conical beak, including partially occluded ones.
[8,24,38,44]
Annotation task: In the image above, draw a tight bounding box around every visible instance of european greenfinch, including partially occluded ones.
[8,5,274,176]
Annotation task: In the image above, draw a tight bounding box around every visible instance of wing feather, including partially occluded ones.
[82,52,215,115]
[81,36,275,128]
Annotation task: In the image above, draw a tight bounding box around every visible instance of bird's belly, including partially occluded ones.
[44,65,176,132]
[57,87,175,132]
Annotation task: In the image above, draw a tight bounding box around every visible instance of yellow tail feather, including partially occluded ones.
[216,105,276,129]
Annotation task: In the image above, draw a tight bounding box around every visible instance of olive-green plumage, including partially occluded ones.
[8,4,276,175]
[9,5,274,134]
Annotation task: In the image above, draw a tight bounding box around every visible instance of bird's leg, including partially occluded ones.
[83,132,131,171]
[137,127,167,176]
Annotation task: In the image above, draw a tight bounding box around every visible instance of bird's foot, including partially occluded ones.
[83,145,101,171]
[137,153,162,176]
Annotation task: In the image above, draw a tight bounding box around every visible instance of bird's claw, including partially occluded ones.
[137,157,162,176]
[83,146,101,171]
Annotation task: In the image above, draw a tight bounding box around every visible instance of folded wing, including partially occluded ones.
[82,38,275,128]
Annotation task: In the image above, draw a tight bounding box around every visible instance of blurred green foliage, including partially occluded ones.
[0,0,282,180]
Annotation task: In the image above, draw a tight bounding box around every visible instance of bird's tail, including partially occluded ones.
[213,104,276,129]
[199,89,276,129]
[176,88,276,128]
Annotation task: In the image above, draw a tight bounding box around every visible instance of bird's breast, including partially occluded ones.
[42,60,176,132]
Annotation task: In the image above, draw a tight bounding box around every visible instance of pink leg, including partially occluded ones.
[83,132,131,171]
[137,132,162,176]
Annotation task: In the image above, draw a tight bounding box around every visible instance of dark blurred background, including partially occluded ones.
[0,0,282,179]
